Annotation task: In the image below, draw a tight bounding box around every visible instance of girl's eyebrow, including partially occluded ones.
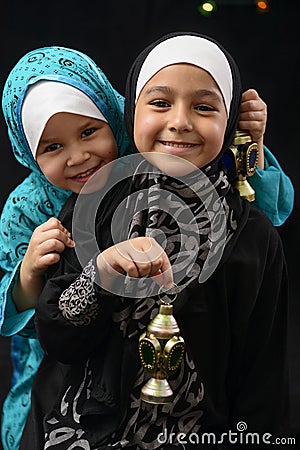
[38,137,57,146]
[144,86,173,96]
[38,117,99,146]
[143,85,222,103]
[195,89,223,103]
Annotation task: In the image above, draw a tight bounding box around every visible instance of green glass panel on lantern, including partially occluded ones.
[141,343,155,366]
[169,345,184,370]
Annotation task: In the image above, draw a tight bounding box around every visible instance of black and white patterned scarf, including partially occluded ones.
[107,158,239,448]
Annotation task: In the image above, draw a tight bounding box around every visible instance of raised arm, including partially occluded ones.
[239,89,294,226]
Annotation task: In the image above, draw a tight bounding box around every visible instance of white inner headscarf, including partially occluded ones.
[135,35,233,116]
[22,80,107,159]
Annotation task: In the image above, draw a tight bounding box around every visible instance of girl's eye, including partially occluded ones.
[82,127,95,138]
[44,143,61,153]
[194,104,214,112]
[150,100,170,108]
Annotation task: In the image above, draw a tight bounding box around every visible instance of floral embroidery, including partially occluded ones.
[59,259,99,326]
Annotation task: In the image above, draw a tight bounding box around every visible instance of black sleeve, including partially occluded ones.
[227,213,290,435]
[35,250,117,365]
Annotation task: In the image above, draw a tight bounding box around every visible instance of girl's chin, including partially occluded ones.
[140,152,201,176]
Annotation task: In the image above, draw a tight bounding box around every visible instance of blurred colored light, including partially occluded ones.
[203,2,214,11]
[257,1,267,8]
[255,0,269,12]
[198,1,217,17]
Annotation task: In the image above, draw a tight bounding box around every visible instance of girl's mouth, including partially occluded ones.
[160,141,196,148]
[71,164,102,183]
[159,141,198,152]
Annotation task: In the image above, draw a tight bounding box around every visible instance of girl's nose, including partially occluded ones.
[66,145,90,167]
[168,105,193,132]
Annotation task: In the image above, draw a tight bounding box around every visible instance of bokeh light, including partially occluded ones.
[198,1,217,17]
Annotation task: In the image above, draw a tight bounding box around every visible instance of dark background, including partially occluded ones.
[0,0,299,445]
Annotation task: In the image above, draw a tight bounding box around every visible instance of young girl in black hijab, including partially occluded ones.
[32,32,289,449]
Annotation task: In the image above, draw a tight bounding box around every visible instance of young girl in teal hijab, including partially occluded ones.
[0,45,131,450]
[0,44,294,449]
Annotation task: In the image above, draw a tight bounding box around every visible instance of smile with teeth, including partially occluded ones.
[160,141,196,148]
[72,166,100,179]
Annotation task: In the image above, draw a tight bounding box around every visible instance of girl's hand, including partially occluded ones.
[22,217,75,276]
[97,236,173,291]
[239,89,267,169]
[14,218,75,312]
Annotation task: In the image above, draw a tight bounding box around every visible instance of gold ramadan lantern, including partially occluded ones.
[224,130,259,202]
[138,286,185,404]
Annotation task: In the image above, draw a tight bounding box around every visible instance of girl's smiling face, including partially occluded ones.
[134,63,228,170]
[36,112,118,193]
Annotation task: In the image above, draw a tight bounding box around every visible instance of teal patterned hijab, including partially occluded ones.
[0,46,132,277]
